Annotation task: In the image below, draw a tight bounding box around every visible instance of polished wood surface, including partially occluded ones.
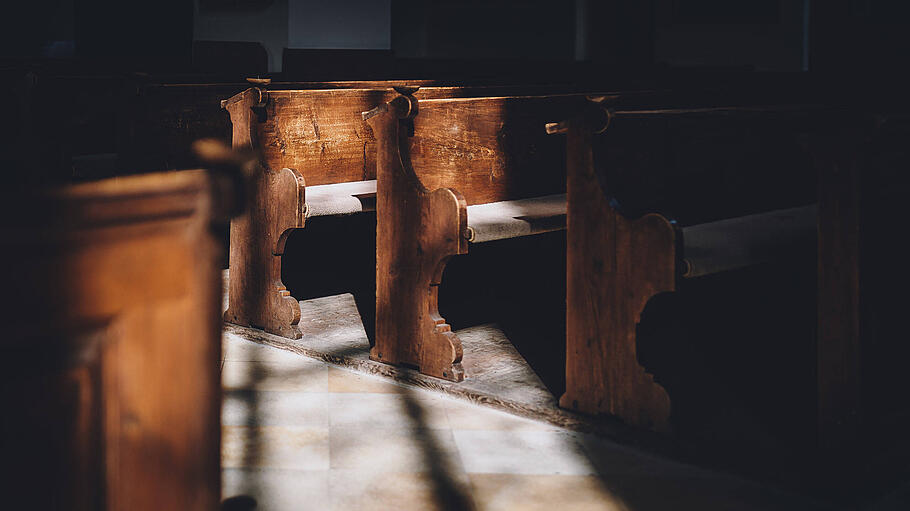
[1,170,229,510]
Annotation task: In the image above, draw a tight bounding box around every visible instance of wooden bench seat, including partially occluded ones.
[465,193,567,243]
[365,91,590,381]
[558,100,838,432]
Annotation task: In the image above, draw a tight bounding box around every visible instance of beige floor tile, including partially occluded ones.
[469,473,629,511]
[222,390,328,427]
[223,359,328,392]
[328,392,450,429]
[328,366,406,393]
[330,426,464,474]
[453,430,596,475]
[222,425,329,470]
[330,470,475,511]
[222,468,329,511]
[443,398,560,432]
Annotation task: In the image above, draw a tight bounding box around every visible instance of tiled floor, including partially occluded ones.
[220,332,834,511]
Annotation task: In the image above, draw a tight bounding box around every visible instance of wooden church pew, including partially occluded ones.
[555,100,837,432]
[222,83,611,339]
[0,157,240,510]
[364,91,592,381]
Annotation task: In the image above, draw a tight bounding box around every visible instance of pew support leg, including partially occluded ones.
[370,94,468,381]
[373,187,468,382]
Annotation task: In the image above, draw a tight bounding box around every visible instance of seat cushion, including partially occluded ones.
[304,179,377,218]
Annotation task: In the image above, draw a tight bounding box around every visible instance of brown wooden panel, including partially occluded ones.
[226,86,596,187]
[408,95,585,205]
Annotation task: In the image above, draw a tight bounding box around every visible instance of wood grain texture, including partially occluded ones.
[408,95,583,205]
[1,170,227,510]
[561,121,676,432]
[223,86,589,339]
[370,94,469,381]
[124,80,440,172]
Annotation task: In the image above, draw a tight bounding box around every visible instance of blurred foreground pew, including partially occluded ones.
[0,154,241,509]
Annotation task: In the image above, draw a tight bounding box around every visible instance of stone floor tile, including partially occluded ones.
[222,468,329,511]
[328,392,450,429]
[330,426,464,474]
[223,390,328,427]
[223,359,328,392]
[222,333,305,364]
[468,473,629,511]
[443,398,560,432]
[453,430,596,475]
[222,425,329,470]
[328,366,406,394]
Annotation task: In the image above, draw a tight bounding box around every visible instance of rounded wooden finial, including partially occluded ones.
[246,77,271,87]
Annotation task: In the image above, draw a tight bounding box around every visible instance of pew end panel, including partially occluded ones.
[366,93,469,381]
[222,89,307,338]
[561,117,676,432]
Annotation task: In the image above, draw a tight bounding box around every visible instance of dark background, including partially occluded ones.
[3,0,909,78]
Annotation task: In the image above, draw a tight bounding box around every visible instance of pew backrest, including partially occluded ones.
[223,87,613,189]
[404,94,590,205]
[588,104,841,226]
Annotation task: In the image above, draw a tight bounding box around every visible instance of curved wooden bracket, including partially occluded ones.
[560,122,675,432]
[369,93,468,381]
[222,94,306,339]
